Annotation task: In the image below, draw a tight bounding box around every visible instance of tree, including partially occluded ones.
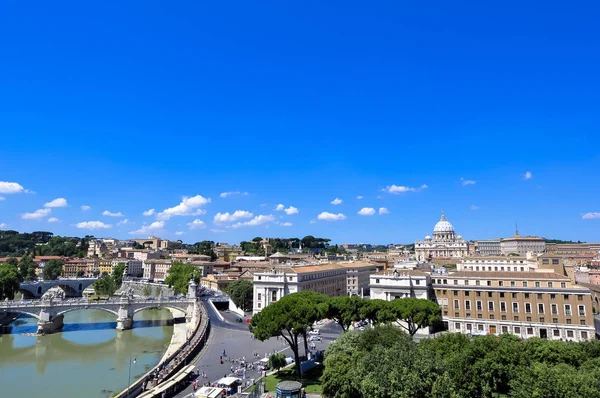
[76,270,85,278]
[226,279,253,312]
[43,259,63,280]
[18,255,35,282]
[250,291,329,376]
[93,274,116,296]
[0,262,21,300]
[164,261,200,294]
[388,298,442,336]
[143,284,152,297]
[269,353,287,373]
[327,295,364,332]
[112,262,126,289]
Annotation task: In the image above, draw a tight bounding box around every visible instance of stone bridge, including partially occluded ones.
[3,280,200,334]
[20,278,97,298]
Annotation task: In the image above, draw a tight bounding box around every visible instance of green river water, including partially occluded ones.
[0,308,174,398]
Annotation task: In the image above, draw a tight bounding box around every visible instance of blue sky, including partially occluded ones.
[1,1,599,244]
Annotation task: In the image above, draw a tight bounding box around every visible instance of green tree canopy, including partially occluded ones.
[268,353,287,372]
[226,279,253,312]
[0,261,21,300]
[93,274,116,296]
[387,297,442,336]
[18,255,36,282]
[43,259,63,280]
[327,295,364,332]
[250,291,329,376]
[164,261,199,294]
[112,262,126,289]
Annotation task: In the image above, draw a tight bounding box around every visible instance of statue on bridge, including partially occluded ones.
[127,287,135,299]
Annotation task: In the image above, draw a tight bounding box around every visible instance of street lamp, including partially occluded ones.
[127,354,137,398]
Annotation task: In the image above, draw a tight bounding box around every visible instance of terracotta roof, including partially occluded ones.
[290,264,345,274]
[338,261,379,269]
[447,271,569,280]
[462,256,528,261]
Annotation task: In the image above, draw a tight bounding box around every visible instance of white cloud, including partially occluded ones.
[44,198,68,208]
[309,219,317,224]
[280,222,293,227]
[129,221,165,235]
[214,210,254,224]
[379,207,389,215]
[470,205,480,211]
[0,181,27,194]
[357,196,363,200]
[0,197,5,201]
[231,214,276,228]
[157,195,211,220]
[460,178,476,186]
[102,210,124,217]
[210,228,226,233]
[275,204,285,211]
[76,221,111,230]
[317,212,346,221]
[117,219,132,226]
[524,171,533,180]
[175,231,185,236]
[582,212,600,220]
[22,208,51,220]
[47,217,60,223]
[80,205,91,211]
[383,184,428,194]
[187,219,207,229]
[284,206,299,215]
[331,198,343,205]
[143,208,155,216]
[358,207,376,216]
[220,191,249,198]
[0,223,7,228]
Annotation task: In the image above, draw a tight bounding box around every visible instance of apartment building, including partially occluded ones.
[111,258,143,277]
[432,271,594,341]
[62,258,88,278]
[342,262,379,296]
[190,261,214,277]
[457,256,538,272]
[369,269,431,300]
[500,234,545,256]
[144,259,173,281]
[253,262,377,314]
[475,240,502,256]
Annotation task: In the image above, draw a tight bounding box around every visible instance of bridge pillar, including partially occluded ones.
[37,306,64,335]
[188,277,198,300]
[116,299,134,331]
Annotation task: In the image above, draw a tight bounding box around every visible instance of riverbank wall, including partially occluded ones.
[117,281,176,298]
[113,302,210,398]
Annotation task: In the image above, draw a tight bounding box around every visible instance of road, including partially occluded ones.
[175,297,341,397]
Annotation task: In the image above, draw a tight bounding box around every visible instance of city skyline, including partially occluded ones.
[1,2,599,243]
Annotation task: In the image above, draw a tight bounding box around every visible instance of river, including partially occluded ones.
[0,308,174,398]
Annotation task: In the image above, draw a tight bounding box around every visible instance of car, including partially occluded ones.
[235,317,243,323]
[309,335,322,342]
[308,329,320,335]
[146,297,154,301]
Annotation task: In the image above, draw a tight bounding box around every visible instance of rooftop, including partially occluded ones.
[446,271,569,280]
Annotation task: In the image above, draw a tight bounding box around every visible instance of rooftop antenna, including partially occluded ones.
[515,222,519,236]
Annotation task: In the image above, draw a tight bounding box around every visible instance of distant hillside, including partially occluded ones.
[0,230,90,258]
[544,239,585,244]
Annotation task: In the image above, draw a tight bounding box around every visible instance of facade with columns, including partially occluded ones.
[415,212,469,261]
[252,262,377,314]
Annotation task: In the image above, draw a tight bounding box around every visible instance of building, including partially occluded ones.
[144,259,173,281]
[500,233,545,256]
[86,259,99,276]
[415,212,469,261]
[369,269,431,301]
[476,240,502,256]
[98,258,114,275]
[62,258,88,278]
[457,256,538,272]
[190,261,214,277]
[130,236,170,250]
[431,270,594,341]
[33,256,66,278]
[342,262,378,297]
[546,243,600,256]
[111,258,143,277]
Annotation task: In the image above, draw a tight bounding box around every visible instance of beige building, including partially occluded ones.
[475,240,502,256]
[415,212,469,261]
[457,256,538,272]
[131,236,169,250]
[342,262,378,296]
[62,258,88,278]
[144,259,173,281]
[431,270,594,341]
[500,233,545,256]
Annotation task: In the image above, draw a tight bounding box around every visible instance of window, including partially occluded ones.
[455,312,460,317]
[513,303,519,313]
[257,293,262,301]
[514,326,521,334]
[535,281,540,288]
[553,329,560,337]
[579,305,586,316]
[454,280,458,285]
[476,280,480,286]
[444,311,448,316]
[525,303,532,313]
[502,315,507,320]
[500,292,505,298]
[582,331,588,339]
[523,281,528,287]
[580,320,586,325]
[524,293,530,299]
[551,294,556,300]
[511,281,515,287]
[514,316,519,321]
[489,314,495,320]
[565,304,572,316]
[538,303,544,314]
[488,301,494,311]
[564,294,569,300]
[454,323,461,330]
[466,324,472,331]
[443,290,447,294]
[502,326,508,333]
[258,276,262,280]
[476,300,482,311]
[552,259,559,265]
[476,291,481,297]
[567,319,572,324]
[375,279,379,284]
[464,280,469,285]
[454,300,459,309]
[443,279,447,284]
[542,259,549,265]
[498,281,504,287]
[477,324,484,331]
[540,317,545,323]
[272,291,277,301]
[465,291,470,296]
[551,304,558,315]
[257,302,261,308]
[578,295,583,301]
[487,281,491,286]
[465,300,471,310]
[567,330,574,338]
[552,317,558,323]
[527,317,532,322]
[527,328,533,335]
[477,314,482,319]
[560,282,566,288]
[500,302,506,312]
[548,282,553,288]
[488,292,493,298]
[466,313,471,318]
[512,293,517,299]
[453,290,459,296]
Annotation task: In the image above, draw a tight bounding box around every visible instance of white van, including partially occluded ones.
[308,329,320,335]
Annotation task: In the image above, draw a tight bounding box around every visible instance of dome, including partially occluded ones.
[433,212,455,233]
[425,235,431,240]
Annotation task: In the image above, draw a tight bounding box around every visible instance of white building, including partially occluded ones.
[112,258,143,277]
[415,212,469,261]
[500,233,546,256]
[369,269,431,301]
[456,256,539,272]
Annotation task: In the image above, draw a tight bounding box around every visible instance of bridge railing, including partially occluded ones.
[1,297,194,310]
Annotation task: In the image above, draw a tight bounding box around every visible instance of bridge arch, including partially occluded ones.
[55,307,119,318]
[133,304,188,318]
[3,309,42,320]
